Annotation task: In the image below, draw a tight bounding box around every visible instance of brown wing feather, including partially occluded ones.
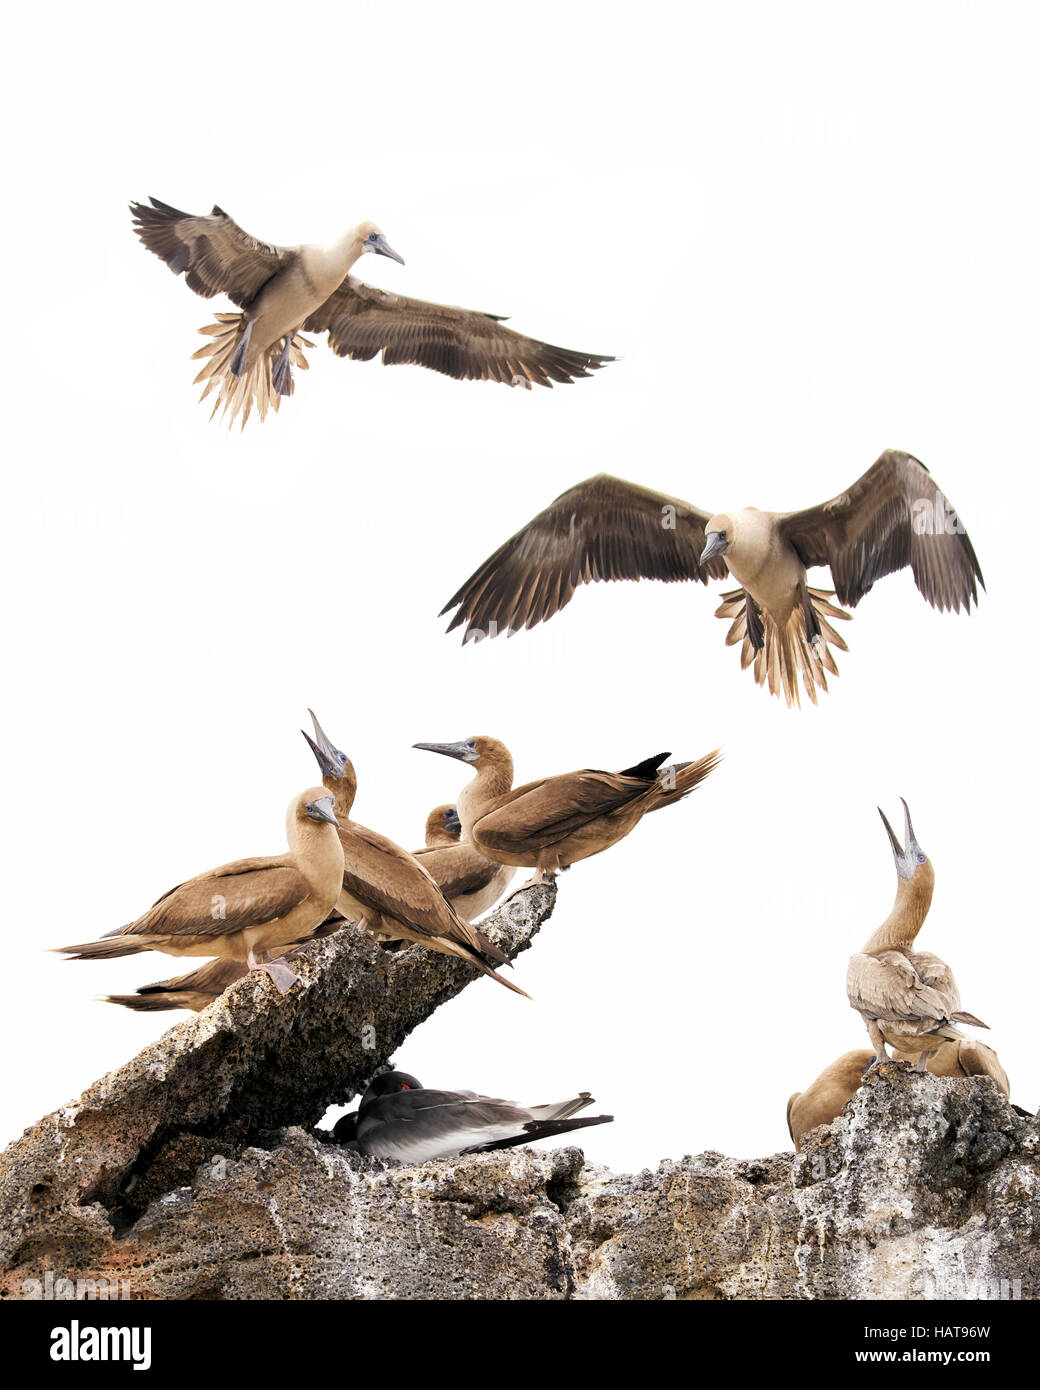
[441,474,727,637]
[302,276,611,387]
[847,949,959,1027]
[412,843,503,901]
[130,197,293,309]
[473,769,657,855]
[778,450,984,612]
[122,860,311,940]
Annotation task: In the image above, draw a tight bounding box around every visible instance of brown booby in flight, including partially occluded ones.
[412,804,517,921]
[847,800,988,1068]
[440,453,984,707]
[131,198,613,426]
[786,1041,1011,1150]
[304,712,527,995]
[413,736,720,891]
[57,788,344,992]
[338,1070,613,1161]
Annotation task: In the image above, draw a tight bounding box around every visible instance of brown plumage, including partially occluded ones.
[57,788,345,993]
[131,198,612,427]
[787,1041,1011,1149]
[440,452,983,707]
[847,800,988,1069]
[303,713,528,997]
[412,804,517,921]
[412,737,720,888]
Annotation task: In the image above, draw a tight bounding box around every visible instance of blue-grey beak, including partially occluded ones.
[444,806,462,835]
[879,799,925,880]
[305,795,340,827]
[700,531,729,565]
[367,233,405,265]
[303,710,349,778]
[413,740,479,764]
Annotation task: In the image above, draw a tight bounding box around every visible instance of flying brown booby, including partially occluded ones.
[303,712,528,996]
[412,804,517,921]
[412,736,720,890]
[57,788,345,992]
[439,453,984,707]
[131,198,613,426]
[847,800,988,1068]
[786,1041,1012,1150]
[340,1070,613,1161]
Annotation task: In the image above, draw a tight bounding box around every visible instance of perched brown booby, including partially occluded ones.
[341,1070,613,1161]
[847,800,988,1068]
[786,1041,1011,1150]
[412,736,720,890]
[103,916,345,1013]
[131,198,613,426]
[439,454,984,707]
[57,788,344,992]
[304,712,527,996]
[412,804,517,921]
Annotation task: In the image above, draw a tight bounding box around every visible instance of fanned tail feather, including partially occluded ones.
[715,586,852,708]
[191,314,313,430]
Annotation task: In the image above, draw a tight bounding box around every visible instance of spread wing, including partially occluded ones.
[131,197,294,309]
[847,949,958,1028]
[441,474,727,638]
[302,277,612,387]
[125,860,312,940]
[473,769,655,856]
[777,450,984,611]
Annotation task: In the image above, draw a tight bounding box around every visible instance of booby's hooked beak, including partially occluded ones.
[878,798,927,880]
[365,232,405,265]
[305,795,340,827]
[444,806,462,834]
[302,709,349,778]
[700,530,729,565]
[413,739,480,764]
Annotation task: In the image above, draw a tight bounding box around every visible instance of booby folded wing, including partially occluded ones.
[412,844,503,901]
[131,197,293,308]
[847,949,958,1028]
[473,769,659,854]
[441,474,727,637]
[302,276,612,387]
[131,860,314,938]
[777,449,984,612]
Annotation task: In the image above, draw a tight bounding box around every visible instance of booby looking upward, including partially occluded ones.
[847,800,988,1068]
[440,452,984,707]
[303,712,527,996]
[413,736,720,891]
[787,1041,1012,1150]
[412,804,517,921]
[342,1070,613,1161]
[57,788,344,992]
[131,198,613,426]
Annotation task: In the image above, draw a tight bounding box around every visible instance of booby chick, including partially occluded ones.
[412,804,516,921]
[131,198,613,426]
[303,712,528,996]
[340,1070,613,1161]
[787,1040,1011,1150]
[413,736,720,892]
[847,800,988,1068]
[440,453,983,707]
[58,788,344,992]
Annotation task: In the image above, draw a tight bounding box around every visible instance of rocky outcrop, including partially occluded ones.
[2,884,1037,1300]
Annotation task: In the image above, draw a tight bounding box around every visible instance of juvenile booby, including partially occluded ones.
[847,800,988,1067]
[786,1041,1011,1150]
[440,453,984,707]
[304,712,527,996]
[412,804,517,921]
[131,198,613,426]
[413,736,720,889]
[58,788,344,992]
[342,1070,613,1161]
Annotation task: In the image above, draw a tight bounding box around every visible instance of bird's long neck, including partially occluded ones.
[291,819,345,891]
[457,754,514,833]
[324,228,366,277]
[864,867,934,952]
[325,770,358,823]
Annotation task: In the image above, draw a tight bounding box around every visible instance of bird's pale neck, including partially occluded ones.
[457,753,514,834]
[864,864,935,952]
[290,817,344,888]
[325,227,367,275]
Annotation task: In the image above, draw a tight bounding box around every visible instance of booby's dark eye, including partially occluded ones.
[367,232,379,241]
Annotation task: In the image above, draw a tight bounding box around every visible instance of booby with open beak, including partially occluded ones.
[341,1070,613,1161]
[57,788,345,993]
[413,736,720,892]
[847,800,988,1069]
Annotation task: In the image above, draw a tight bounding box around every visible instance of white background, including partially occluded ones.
[2,1,1037,1174]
